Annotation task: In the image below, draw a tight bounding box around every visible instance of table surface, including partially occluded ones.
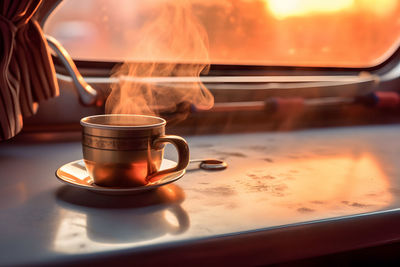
[1,125,400,266]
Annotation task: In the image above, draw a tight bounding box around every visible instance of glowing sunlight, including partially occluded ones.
[267,0,354,19]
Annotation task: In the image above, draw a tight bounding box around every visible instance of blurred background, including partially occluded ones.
[44,0,400,67]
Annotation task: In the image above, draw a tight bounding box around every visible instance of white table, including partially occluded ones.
[1,125,400,265]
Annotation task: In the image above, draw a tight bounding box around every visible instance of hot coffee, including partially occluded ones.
[80,114,189,187]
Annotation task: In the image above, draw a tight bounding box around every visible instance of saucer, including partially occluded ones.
[55,159,185,195]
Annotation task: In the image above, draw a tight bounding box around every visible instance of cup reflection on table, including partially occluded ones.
[55,184,190,246]
[87,204,189,243]
[80,114,190,187]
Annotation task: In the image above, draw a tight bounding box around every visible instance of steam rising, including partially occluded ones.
[106,0,214,116]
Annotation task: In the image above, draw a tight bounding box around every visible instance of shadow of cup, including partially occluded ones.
[55,184,190,243]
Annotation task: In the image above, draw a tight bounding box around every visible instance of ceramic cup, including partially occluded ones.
[80,114,189,187]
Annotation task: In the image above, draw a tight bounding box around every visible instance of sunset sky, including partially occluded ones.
[45,0,400,67]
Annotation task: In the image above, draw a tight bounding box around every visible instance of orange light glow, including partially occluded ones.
[233,152,392,221]
[267,0,398,19]
[267,0,354,19]
[45,0,400,67]
[359,0,398,17]
[282,154,391,206]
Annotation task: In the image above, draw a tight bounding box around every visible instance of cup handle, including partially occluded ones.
[166,205,190,235]
[148,135,190,181]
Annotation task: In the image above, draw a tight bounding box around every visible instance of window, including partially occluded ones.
[44,0,400,67]
[30,0,400,130]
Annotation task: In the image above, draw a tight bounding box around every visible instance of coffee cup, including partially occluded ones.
[80,114,189,187]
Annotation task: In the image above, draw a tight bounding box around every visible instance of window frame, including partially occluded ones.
[26,1,400,133]
[42,0,400,96]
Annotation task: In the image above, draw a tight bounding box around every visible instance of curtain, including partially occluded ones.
[0,0,59,141]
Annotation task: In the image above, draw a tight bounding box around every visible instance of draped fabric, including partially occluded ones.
[0,0,59,141]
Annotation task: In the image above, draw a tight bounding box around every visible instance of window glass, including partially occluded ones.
[44,0,400,67]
